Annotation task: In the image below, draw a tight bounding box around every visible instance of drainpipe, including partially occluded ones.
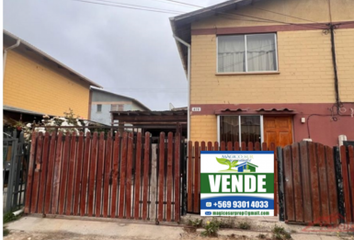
[173,35,191,140]
[3,39,21,76]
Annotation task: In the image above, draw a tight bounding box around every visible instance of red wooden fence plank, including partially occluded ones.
[111,132,120,218]
[125,132,134,219]
[325,146,339,224]
[317,144,330,224]
[73,132,84,215]
[31,133,43,213]
[241,142,246,151]
[234,142,240,151]
[299,141,311,223]
[308,142,321,224]
[80,132,91,216]
[207,142,212,151]
[58,133,70,215]
[187,141,193,212]
[134,132,142,220]
[214,142,219,151]
[38,132,50,213]
[103,132,113,218]
[227,141,232,151]
[65,132,77,215]
[194,141,200,213]
[142,132,150,220]
[348,146,354,221]
[248,142,253,151]
[291,143,303,222]
[340,145,352,223]
[269,143,277,217]
[95,132,105,217]
[24,133,37,213]
[158,132,165,221]
[174,134,181,222]
[52,132,63,214]
[262,142,267,151]
[44,132,57,214]
[283,145,295,221]
[119,132,128,218]
[166,132,173,221]
[220,141,225,151]
[254,142,260,151]
[88,132,98,216]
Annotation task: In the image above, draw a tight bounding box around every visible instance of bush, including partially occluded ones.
[201,218,220,237]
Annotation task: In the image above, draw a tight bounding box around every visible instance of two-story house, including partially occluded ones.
[171,0,354,147]
[3,30,101,120]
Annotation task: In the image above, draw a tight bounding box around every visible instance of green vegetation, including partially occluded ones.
[237,221,251,230]
[201,218,220,237]
[272,225,291,240]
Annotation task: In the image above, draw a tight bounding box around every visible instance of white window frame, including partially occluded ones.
[217,115,264,146]
[216,33,278,74]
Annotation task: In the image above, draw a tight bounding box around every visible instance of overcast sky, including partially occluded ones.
[4,0,224,110]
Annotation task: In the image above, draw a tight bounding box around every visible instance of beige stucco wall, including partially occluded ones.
[4,50,91,118]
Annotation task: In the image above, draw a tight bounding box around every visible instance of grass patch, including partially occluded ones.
[3,227,10,236]
[237,221,251,230]
[272,225,291,240]
[201,218,220,237]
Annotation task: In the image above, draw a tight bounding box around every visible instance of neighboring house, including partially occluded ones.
[90,87,150,125]
[3,30,101,120]
[171,0,354,146]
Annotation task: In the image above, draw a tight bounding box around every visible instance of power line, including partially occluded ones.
[72,0,184,14]
[159,0,203,8]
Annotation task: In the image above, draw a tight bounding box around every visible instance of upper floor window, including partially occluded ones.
[217,33,278,73]
[111,104,124,111]
[97,104,102,112]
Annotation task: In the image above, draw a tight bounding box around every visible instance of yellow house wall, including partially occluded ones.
[4,50,91,118]
[191,115,217,142]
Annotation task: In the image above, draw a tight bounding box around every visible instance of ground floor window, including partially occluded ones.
[219,115,262,144]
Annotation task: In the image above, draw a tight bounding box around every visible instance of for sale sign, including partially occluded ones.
[200,151,274,217]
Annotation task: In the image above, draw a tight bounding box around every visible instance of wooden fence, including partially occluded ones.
[278,142,354,224]
[24,131,182,223]
[186,141,278,216]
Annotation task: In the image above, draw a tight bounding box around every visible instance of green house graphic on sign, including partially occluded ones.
[236,162,258,172]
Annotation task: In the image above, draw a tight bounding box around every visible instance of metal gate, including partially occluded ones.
[24,131,184,223]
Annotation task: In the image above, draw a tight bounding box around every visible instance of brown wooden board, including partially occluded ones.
[227,141,232,151]
[325,145,339,224]
[194,141,200,213]
[214,142,219,151]
[65,132,77,215]
[58,133,70,215]
[118,132,128,218]
[142,133,150,220]
[134,132,142,220]
[187,141,193,212]
[207,142,212,151]
[24,133,37,213]
[340,145,352,223]
[317,144,330,224]
[269,143,277,217]
[283,145,295,221]
[166,132,173,221]
[234,142,240,151]
[262,142,267,151]
[241,142,246,151]
[38,132,50,213]
[52,132,63,214]
[308,142,321,224]
[125,132,134,219]
[44,132,57,214]
[291,143,303,222]
[111,133,120,218]
[248,142,253,151]
[174,134,181,222]
[103,132,113,218]
[88,132,98,217]
[299,141,312,223]
[80,132,91,216]
[348,146,354,220]
[220,141,225,151]
[31,133,43,213]
[73,132,84,215]
[95,132,105,217]
[158,132,165,221]
[254,142,260,151]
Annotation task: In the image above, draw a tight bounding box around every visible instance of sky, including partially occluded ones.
[3,0,224,110]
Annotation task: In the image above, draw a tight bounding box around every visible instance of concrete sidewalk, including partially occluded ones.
[4,216,353,240]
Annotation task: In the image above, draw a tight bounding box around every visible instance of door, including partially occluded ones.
[264,116,293,147]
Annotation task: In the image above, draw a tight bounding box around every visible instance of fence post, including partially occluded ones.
[277,146,285,221]
[150,144,157,222]
[6,138,18,212]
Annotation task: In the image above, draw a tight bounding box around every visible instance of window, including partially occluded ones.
[97,104,102,112]
[217,33,277,73]
[219,116,262,144]
[111,104,124,111]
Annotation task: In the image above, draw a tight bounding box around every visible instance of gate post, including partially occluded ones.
[277,146,285,221]
[180,141,187,216]
[334,146,345,223]
[149,144,157,222]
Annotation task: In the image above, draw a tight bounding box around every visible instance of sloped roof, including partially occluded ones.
[3,30,102,88]
[170,0,265,74]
